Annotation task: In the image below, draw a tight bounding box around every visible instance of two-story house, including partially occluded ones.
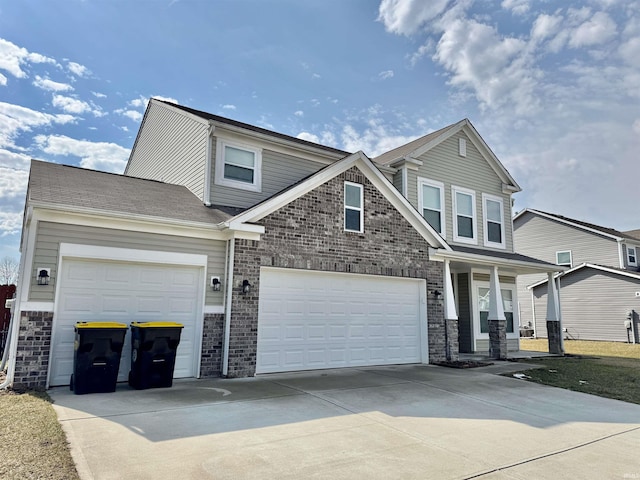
[5,99,561,390]
[514,208,640,343]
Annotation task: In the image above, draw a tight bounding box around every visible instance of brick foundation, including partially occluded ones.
[547,321,563,355]
[199,313,225,377]
[13,311,53,389]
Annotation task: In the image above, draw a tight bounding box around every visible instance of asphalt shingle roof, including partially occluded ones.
[526,209,639,242]
[373,123,459,165]
[28,160,235,225]
[451,245,559,267]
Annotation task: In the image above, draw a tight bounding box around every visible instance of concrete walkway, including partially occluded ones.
[50,363,640,480]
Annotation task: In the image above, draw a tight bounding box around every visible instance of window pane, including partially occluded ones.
[457,216,473,238]
[505,312,514,333]
[480,311,489,333]
[225,146,255,168]
[345,208,361,231]
[224,164,254,183]
[456,192,473,216]
[424,209,441,232]
[501,289,513,311]
[478,287,490,311]
[488,221,502,243]
[557,251,571,265]
[345,184,361,208]
[422,185,440,209]
[486,199,501,222]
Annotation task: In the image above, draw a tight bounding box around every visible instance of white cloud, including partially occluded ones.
[0,166,29,200]
[633,119,640,134]
[0,38,58,79]
[33,75,74,92]
[568,11,617,48]
[151,95,178,104]
[501,0,530,16]
[531,14,564,44]
[121,110,143,122]
[0,73,6,86]
[0,148,31,169]
[296,132,319,143]
[0,209,24,237]
[0,101,75,149]
[67,61,90,77]
[92,91,107,98]
[378,0,450,36]
[34,134,130,173]
[378,70,394,80]
[294,110,304,117]
[312,73,321,79]
[52,94,92,114]
[222,104,236,110]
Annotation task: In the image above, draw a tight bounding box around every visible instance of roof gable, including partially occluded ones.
[227,151,450,250]
[514,208,639,243]
[374,119,520,192]
[528,262,640,289]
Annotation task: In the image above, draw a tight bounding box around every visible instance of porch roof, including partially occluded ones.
[429,245,565,275]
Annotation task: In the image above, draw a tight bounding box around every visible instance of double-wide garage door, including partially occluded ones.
[257,268,426,374]
[49,259,203,387]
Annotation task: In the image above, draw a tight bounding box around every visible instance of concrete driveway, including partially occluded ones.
[50,363,640,480]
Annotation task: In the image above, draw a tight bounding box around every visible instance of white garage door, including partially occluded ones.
[256,268,426,374]
[49,259,203,387]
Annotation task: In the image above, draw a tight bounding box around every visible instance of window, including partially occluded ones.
[452,186,477,244]
[214,139,262,192]
[344,182,363,232]
[482,194,505,248]
[418,177,445,236]
[628,246,637,267]
[479,287,514,333]
[556,250,572,267]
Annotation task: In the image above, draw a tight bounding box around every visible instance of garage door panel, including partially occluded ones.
[50,259,203,387]
[257,268,425,374]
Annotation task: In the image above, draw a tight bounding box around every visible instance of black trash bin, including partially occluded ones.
[128,322,184,390]
[70,322,128,395]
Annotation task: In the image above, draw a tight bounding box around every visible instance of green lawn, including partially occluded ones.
[0,387,79,480]
[515,339,640,404]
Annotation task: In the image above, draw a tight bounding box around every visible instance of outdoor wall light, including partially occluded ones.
[211,276,221,292]
[37,268,51,286]
[242,279,251,295]
[431,289,442,298]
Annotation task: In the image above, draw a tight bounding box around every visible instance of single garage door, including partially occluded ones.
[49,259,203,387]
[256,268,426,374]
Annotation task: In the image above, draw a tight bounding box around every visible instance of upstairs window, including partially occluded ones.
[418,177,445,236]
[452,186,477,244]
[344,182,363,233]
[628,246,637,267]
[482,194,505,249]
[556,250,572,267]
[215,139,262,192]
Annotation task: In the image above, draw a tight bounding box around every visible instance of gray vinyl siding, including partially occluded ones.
[125,102,208,200]
[209,136,328,208]
[457,273,472,352]
[406,132,514,252]
[392,170,403,195]
[29,221,226,306]
[532,267,640,342]
[516,272,547,330]
[513,212,621,268]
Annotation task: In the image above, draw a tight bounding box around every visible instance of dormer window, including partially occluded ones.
[215,139,262,192]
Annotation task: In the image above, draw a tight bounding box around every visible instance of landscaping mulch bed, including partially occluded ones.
[435,360,494,369]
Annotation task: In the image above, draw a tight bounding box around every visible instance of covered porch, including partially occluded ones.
[430,246,567,360]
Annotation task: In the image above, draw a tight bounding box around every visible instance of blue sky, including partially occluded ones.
[1,0,639,260]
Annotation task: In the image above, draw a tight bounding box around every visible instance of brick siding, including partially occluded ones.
[227,167,449,377]
[199,313,225,377]
[13,311,53,389]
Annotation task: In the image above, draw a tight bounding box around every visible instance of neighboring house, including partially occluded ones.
[5,99,561,389]
[514,208,640,343]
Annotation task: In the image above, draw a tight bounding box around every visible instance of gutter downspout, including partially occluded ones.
[203,123,215,207]
[222,237,235,377]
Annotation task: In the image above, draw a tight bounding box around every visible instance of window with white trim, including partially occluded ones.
[627,246,637,267]
[482,194,505,249]
[214,139,262,192]
[344,182,363,233]
[452,186,477,244]
[418,177,445,236]
[556,250,572,267]
[478,287,515,333]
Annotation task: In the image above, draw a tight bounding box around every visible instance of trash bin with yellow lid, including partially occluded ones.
[71,322,128,395]
[128,321,184,390]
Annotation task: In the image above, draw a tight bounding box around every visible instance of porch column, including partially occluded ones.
[546,273,564,355]
[488,266,507,360]
[443,260,459,361]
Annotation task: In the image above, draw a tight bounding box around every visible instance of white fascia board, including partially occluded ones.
[29,204,227,241]
[522,209,623,241]
[213,125,346,166]
[429,247,564,273]
[154,98,211,126]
